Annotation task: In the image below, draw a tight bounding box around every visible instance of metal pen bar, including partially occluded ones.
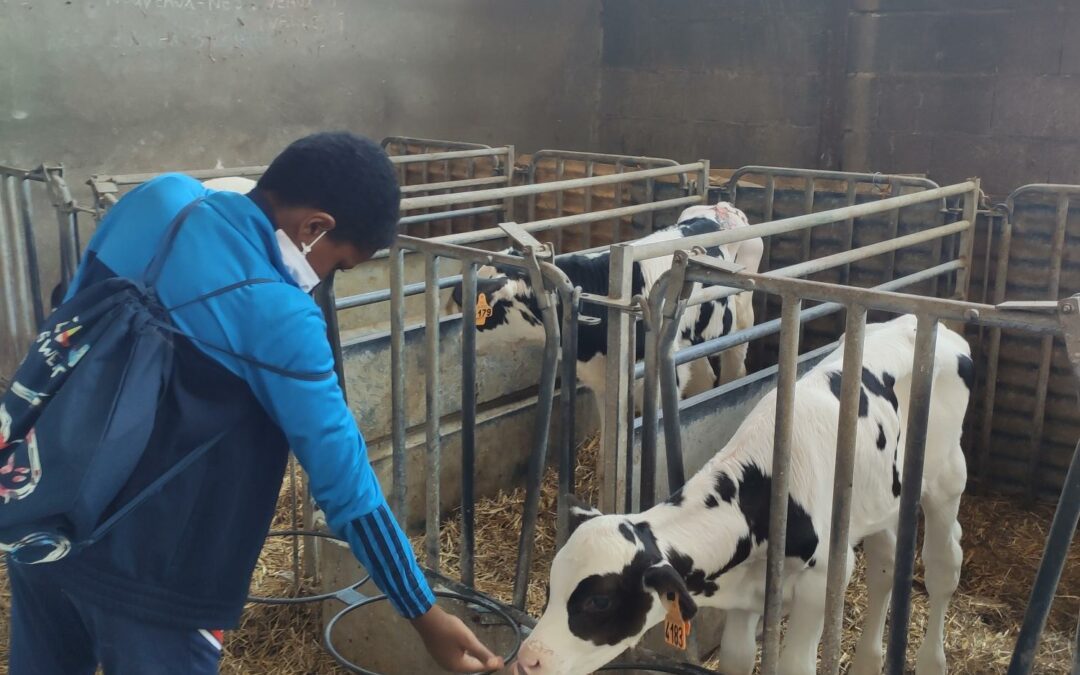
[556,287,581,548]
[1006,293,1080,675]
[680,265,1061,335]
[583,161,594,249]
[381,136,494,153]
[614,164,624,244]
[502,145,515,222]
[630,181,977,263]
[555,158,565,252]
[42,167,81,285]
[336,275,462,311]
[821,305,868,675]
[654,219,970,318]
[626,310,640,512]
[389,147,509,164]
[753,174,777,369]
[2,176,32,340]
[885,179,902,284]
[400,163,705,212]
[400,205,503,227]
[389,246,408,523]
[603,244,635,513]
[641,281,664,510]
[419,151,432,238]
[760,295,802,675]
[835,181,858,337]
[954,181,981,302]
[0,175,20,341]
[726,166,941,192]
[528,150,681,177]
[649,258,694,500]
[1007,439,1080,675]
[424,254,442,572]
[366,196,701,263]
[460,264,478,587]
[1024,193,1069,498]
[885,314,940,675]
[978,209,1013,487]
[397,234,544,268]
[513,263,562,608]
[801,176,815,260]
[16,178,44,328]
[413,196,702,250]
[636,261,963,377]
[767,220,969,287]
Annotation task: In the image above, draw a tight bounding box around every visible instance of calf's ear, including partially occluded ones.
[449,282,465,309]
[642,564,698,620]
[566,494,603,535]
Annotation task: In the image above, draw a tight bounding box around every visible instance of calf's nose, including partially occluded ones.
[514,642,545,674]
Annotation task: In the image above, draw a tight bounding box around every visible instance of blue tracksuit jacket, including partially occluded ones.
[28,173,434,628]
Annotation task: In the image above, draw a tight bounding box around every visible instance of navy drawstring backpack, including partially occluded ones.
[0,197,331,564]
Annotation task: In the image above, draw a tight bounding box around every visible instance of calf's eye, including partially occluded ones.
[583,595,612,612]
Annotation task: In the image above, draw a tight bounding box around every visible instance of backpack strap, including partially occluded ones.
[79,427,231,550]
[138,197,334,381]
[154,321,333,382]
[143,197,206,286]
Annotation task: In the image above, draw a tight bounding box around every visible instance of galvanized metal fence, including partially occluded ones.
[639,178,1079,674]
[526,150,690,251]
[0,164,83,378]
[978,184,1080,500]
[8,149,1078,671]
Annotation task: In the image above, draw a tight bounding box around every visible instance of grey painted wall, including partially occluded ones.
[0,0,603,323]
[595,0,1080,197]
[596,0,830,170]
[843,0,1080,196]
[2,0,601,179]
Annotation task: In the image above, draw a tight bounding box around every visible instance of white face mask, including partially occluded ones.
[275,228,327,293]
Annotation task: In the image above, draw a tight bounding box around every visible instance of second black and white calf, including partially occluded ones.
[447,202,763,435]
[515,314,972,675]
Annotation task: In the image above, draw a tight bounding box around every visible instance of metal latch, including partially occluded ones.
[498,221,553,258]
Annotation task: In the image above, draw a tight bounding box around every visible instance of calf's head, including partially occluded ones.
[516,497,696,675]
[445,264,546,342]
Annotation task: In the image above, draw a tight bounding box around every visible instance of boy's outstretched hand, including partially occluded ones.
[411,604,505,673]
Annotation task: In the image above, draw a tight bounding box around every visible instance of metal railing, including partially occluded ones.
[0,164,85,376]
[979,184,1080,500]
[722,167,951,368]
[643,262,1075,675]
[526,150,690,251]
[1,165,46,375]
[387,223,579,609]
[86,139,515,219]
[333,161,708,322]
[591,172,961,514]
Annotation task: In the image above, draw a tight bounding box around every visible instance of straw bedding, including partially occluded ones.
[0,436,1073,673]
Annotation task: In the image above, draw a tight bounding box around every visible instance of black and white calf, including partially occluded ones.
[447,202,763,434]
[515,314,972,675]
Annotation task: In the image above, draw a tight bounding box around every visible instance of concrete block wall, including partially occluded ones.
[597,0,829,169]
[596,0,1080,198]
[843,0,1080,195]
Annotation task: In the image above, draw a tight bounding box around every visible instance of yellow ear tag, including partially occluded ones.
[663,595,691,650]
[475,294,493,326]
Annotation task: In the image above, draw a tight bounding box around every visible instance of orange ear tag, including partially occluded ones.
[663,596,691,650]
[475,294,493,326]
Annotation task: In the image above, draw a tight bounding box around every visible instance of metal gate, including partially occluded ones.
[640,179,1079,674]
